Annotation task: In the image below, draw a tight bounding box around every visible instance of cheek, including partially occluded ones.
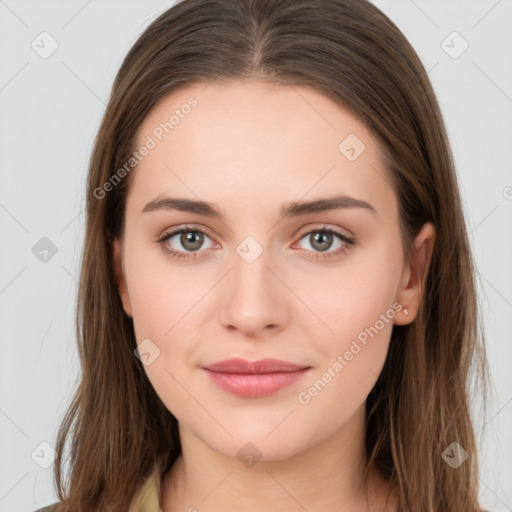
[124,239,204,339]
[127,262,200,420]
[290,235,403,416]
[294,262,400,427]
[295,237,403,349]
[124,244,207,398]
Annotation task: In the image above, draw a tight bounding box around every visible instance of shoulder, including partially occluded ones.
[33,503,60,512]
[31,463,162,512]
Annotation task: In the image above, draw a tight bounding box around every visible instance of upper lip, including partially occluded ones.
[202,358,310,374]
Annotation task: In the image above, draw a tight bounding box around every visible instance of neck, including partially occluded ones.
[161,405,397,512]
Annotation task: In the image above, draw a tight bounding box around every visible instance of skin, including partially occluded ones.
[112,79,435,511]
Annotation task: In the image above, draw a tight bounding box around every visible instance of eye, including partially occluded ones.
[157,225,216,260]
[294,226,356,260]
[157,224,356,261]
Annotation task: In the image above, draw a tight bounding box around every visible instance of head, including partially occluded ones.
[54,1,488,511]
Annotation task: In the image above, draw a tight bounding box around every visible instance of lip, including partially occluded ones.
[201,358,311,398]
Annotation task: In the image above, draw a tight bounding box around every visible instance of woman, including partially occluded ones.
[36,0,489,510]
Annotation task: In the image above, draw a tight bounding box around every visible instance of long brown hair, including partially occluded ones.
[52,0,489,510]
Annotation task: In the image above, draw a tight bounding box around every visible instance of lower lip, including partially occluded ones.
[203,368,310,398]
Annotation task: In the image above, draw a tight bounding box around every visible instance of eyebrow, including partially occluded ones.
[141,194,377,219]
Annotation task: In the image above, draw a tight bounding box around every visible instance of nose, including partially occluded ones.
[218,247,289,339]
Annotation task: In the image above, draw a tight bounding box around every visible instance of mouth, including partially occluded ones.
[201,358,312,398]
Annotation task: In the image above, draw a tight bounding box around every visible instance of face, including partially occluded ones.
[112,79,434,462]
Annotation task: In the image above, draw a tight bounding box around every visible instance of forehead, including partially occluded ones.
[129,79,397,219]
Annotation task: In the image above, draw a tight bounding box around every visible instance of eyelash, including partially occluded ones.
[156,224,356,261]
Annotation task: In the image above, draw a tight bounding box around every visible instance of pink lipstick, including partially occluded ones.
[202,358,311,398]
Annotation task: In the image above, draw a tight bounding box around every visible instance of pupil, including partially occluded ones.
[311,232,332,252]
[182,231,203,250]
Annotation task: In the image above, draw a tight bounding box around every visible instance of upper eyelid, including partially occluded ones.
[159,224,216,240]
[294,224,352,240]
[160,223,350,238]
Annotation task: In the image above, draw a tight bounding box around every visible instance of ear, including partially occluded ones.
[112,238,132,318]
[394,222,436,325]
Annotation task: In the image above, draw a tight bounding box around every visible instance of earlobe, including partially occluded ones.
[394,222,436,325]
[112,239,132,318]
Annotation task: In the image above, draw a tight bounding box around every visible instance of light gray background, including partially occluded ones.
[0,1,511,511]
